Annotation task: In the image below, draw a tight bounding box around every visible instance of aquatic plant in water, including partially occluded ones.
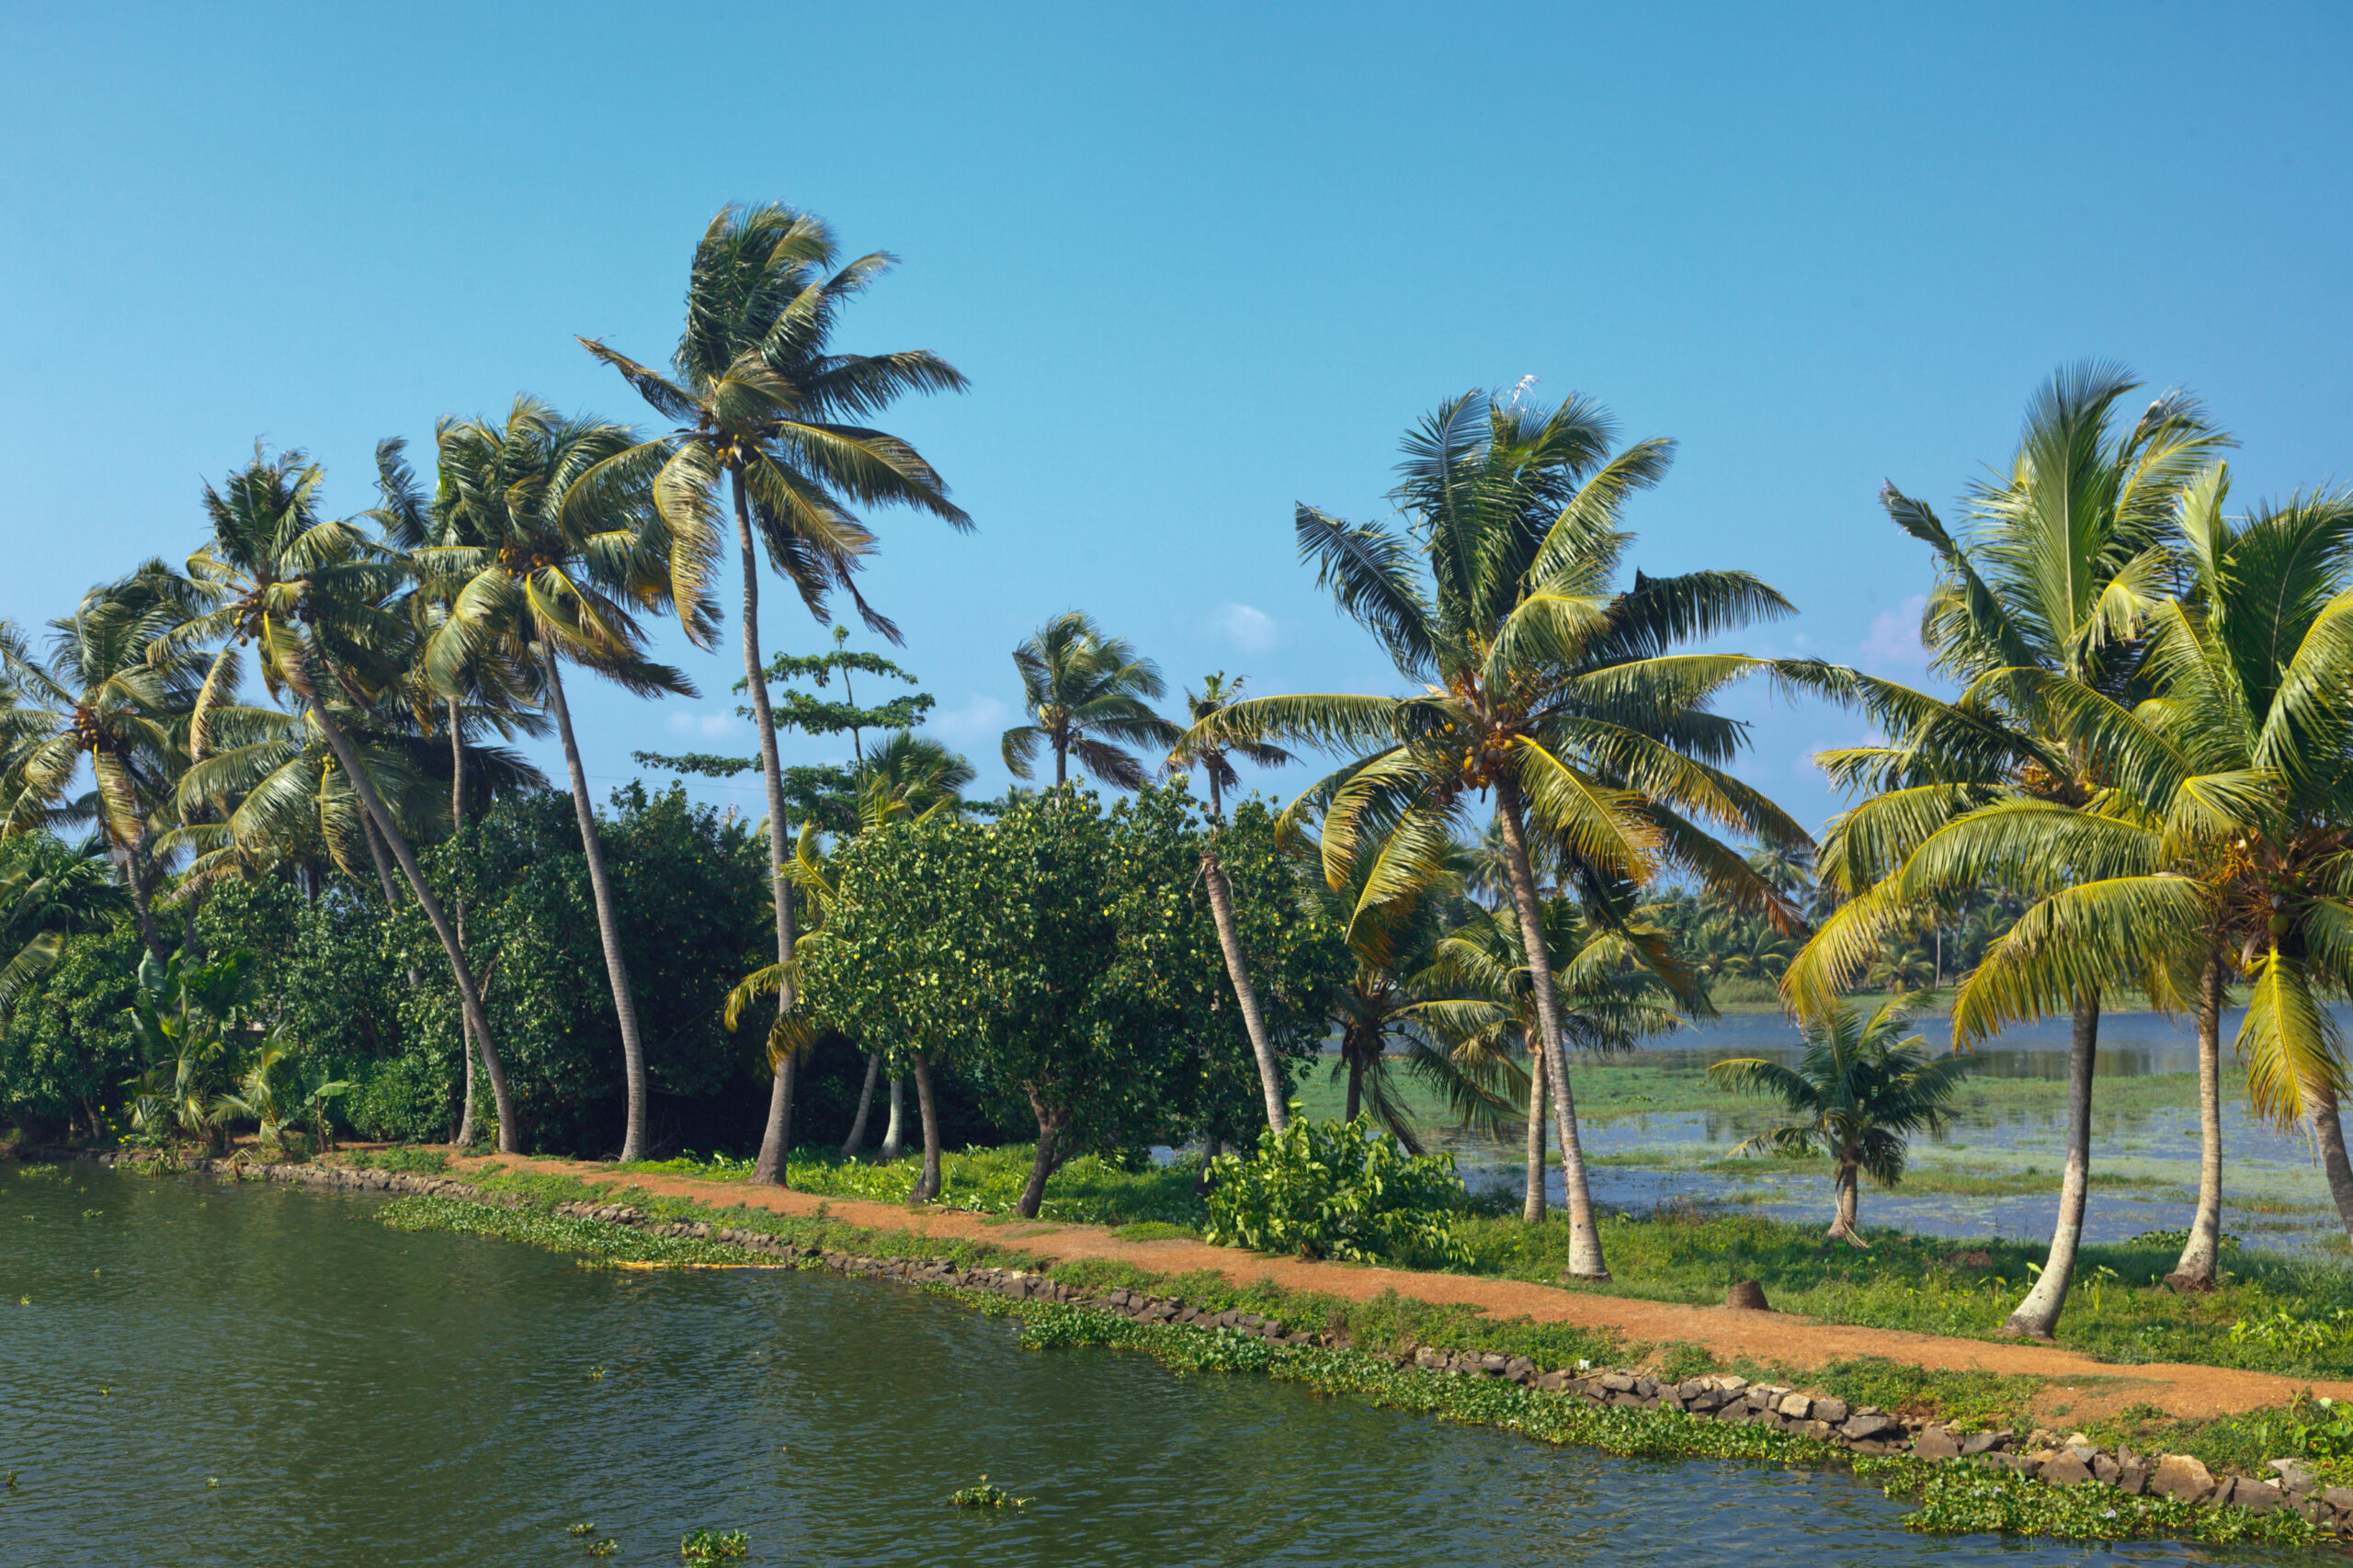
[948,1475,1030,1508]
[680,1528,748,1562]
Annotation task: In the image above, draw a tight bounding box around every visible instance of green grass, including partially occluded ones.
[612,1145,1204,1227]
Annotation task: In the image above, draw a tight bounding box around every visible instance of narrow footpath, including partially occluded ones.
[446,1151,2340,1422]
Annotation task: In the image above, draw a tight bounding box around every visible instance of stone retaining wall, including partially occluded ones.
[39,1148,2346,1528]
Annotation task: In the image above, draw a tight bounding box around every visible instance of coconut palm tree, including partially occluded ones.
[1164,672,1297,1129]
[0,566,207,960]
[168,448,524,1153]
[0,833,126,1015]
[1001,612,1182,790]
[1184,389,1810,1279]
[577,202,969,1185]
[421,396,709,1163]
[1784,363,2233,1335]
[1708,995,1972,1244]
[1414,892,1693,1220]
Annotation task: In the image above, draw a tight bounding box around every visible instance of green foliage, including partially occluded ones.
[945,1477,1029,1508]
[678,1528,748,1562]
[336,1146,449,1174]
[1205,1114,1472,1267]
[1859,1456,2310,1546]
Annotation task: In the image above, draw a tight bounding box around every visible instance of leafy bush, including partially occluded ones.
[1203,1114,1471,1267]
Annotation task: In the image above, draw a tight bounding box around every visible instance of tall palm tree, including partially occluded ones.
[578,202,969,1185]
[370,436,549,1147]
[1165,672,1298,1129]
[170,448,525,1153]
[421,396,708,1163]
[1412,892,1694,1221]
[0,566,206,960]
[1186,390,1808,1279]
[1708,995,1972,1244]
[1002,612,1182,790]
[1785,363,2233,1335]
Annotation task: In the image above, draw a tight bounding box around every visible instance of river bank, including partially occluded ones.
[23,1145,2351,1551]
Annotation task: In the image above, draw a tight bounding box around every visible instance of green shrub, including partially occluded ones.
[1204,1114,1471,1267]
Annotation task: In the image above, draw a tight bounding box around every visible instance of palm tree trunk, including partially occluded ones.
[880,1072,905,1162]
[1344,1035,1364,1122]
[732,470,800,1187]
[2308,1081,2353,1246]
[1523,1044,1548,1223]
[1493,775,1608,1279]
[449,706,479,1151]
[542,650,654,1164]
[1203,847,1287,1131]
[2168,954,2224,1290]
[309,699,517,1153]
[357,812,428,987]
[841,1049,884,1158]
[1828,1158,1867,1247]
[2004,989,2097,1338]
[1053,734,1067,788]
[118,845,165,964]
[910,1050,942,1202]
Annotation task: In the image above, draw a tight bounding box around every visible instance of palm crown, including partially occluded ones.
[1001,611,1182,790]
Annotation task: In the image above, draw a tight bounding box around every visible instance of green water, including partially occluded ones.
[0,1165,2304,1566]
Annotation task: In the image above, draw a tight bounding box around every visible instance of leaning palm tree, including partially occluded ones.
[1185,390,1810,1279]
[1784,364,2233,1335]
[1708,995,1972,1244]
[169,448,523,1153]
[1412,892,1694,1221]
[1002,612,1183,790]
[1165,672,1297,1129]
[578,202,969,1185]
[0,566,206,960]
[422,396,708,1163]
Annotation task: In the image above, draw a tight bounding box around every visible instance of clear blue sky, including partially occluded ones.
[6,2,2350,834]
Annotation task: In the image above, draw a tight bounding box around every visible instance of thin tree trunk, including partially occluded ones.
[360,814,428,992]
[1827,1159,1868,1247]
[449,700,479,1150]
[1204,847,1286,1131]
[2308,1081,2353,1246]
[1523,1044,1548,1223]
[1344,1036,1364,1122]
[2005,989,2098,1338]
[735,470,800,1187]
[119,846,165,964]
[1018,1090,1063,1219]
[543,651,653,1164]
[910,1050,942,1202]
[1054,736,1067,788]
[880,1073,905,1162]
[2168,954,2224,1290]
[309,699,517,1153]
[1493,775,1608,1279]
[841,1049,883,1159]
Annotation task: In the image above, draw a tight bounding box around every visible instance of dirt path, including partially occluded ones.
[445,1151,2339,1422]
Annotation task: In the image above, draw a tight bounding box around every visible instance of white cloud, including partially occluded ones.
[932,694,1009,744]
[1859,595,1929,673]
[666,710,740,740]
[1214,602,1278,653]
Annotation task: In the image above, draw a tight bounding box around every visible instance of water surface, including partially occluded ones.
[0,1165,2309,1565]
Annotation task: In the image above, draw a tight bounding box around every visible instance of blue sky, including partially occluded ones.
[6,2,2350,835]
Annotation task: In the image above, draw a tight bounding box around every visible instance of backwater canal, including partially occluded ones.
[0,1165,2312,1566]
